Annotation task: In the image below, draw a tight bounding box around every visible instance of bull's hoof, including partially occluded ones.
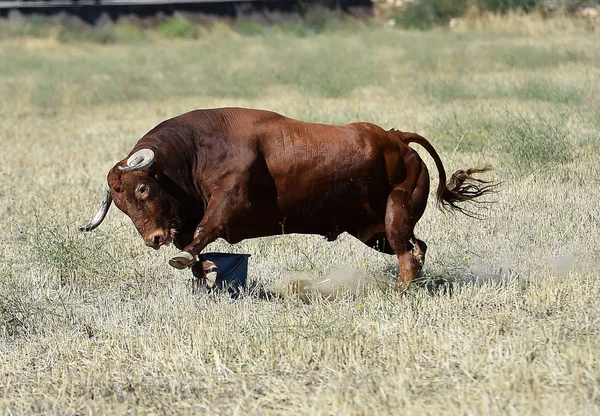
[169,251,195,269]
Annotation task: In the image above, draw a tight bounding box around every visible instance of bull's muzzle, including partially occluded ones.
[145,235,162,249]
[145,232,164,250]
[144,229,175,250]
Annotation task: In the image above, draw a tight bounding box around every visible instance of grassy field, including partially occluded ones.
[1,17,600,414]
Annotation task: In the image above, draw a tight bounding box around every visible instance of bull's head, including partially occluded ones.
[81,148,186,250]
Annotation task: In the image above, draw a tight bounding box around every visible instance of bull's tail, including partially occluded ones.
[390,130,497,217]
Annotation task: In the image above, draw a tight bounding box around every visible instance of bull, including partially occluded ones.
[81,107,495,288]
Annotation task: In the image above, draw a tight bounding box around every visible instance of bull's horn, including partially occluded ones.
[118,148,155,172]
[80,184,113,232]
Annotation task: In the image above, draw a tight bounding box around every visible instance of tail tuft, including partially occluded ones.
[440,166,498,217]
[389,129,499,218]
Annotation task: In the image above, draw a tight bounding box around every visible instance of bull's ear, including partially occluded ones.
[149,159,162,179]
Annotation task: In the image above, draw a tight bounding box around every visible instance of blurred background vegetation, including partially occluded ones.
[0,0,598,41]
[387,0,600,28]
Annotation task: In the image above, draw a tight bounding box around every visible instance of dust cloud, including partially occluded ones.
[266,267,387,302]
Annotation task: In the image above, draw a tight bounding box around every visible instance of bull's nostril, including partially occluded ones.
[153,235,160,245]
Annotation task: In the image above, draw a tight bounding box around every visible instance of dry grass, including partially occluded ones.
[1,20,600,414]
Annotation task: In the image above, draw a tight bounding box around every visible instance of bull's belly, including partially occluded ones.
[226,211,362,243]
[225,184,387,243]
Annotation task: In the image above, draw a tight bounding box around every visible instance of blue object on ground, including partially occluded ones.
[192,252,251,294]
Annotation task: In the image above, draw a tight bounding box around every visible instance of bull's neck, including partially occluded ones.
[155,173,195,206]
[135,133,204,212]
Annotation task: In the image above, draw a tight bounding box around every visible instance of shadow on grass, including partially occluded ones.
[415,266,524,296]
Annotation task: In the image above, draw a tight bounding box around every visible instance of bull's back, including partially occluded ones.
[152,108,412,197]
[252,115,404,218]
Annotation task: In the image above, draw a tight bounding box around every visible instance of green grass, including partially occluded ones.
[1,19,600,414]
[512,80,585,103]
[431,111,574,173]
[499,111,574,171]
[157,15,199,38]
[1,27,594,111]
[57,25,117,44]
[492,44,588,68]
[426,78,475,101]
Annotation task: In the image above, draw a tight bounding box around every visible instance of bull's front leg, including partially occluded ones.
[168,222,221,269]
[168,181,247,270]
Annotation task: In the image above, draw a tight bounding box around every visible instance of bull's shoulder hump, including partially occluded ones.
[346,121,387,132]
[147,107,282,128]
[185,107,285,122]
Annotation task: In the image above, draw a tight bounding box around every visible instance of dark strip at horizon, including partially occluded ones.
[0,0,372,23]
[0,0,280,8]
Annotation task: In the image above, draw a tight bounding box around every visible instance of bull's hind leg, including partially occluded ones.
[384,187,427,290]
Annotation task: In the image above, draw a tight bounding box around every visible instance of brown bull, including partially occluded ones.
[81,107,495,288]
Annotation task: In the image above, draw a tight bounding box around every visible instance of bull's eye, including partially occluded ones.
[136,184,150,199]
